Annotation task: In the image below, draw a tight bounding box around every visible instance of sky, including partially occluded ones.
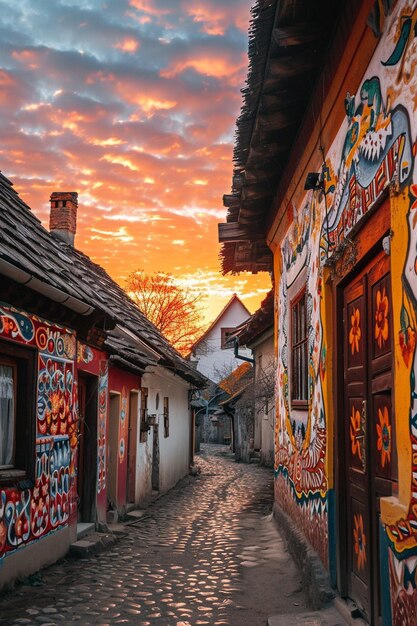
[0,0,271,325]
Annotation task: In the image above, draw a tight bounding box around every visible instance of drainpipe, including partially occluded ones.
[0,258,94,316]
[234,337,254,364]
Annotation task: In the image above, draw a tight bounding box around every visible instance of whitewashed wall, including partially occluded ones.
[193,299,252,382]
[136,367,191,503]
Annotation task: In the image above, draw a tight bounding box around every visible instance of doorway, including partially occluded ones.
[339,249,396,624]
[151,423,160,492]
[108,392,120,510]
[127,391,138,504]
[77,373,98,523]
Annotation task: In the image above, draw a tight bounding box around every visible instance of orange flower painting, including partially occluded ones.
[353,513,367,571]
[375,287,389,349]
[349,307,361,355]
[399,326,416,367]
[376,405,391,467]
[350,406,362,461]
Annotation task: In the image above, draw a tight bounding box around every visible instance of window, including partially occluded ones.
[291,289,308,407]
[0,361,16,468]
[140,387,148,443]
[221,328,235,350]
[163,396,169,438]
[0,341,36,482]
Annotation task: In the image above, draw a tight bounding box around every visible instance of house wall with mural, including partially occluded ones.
[0,303,78,585]
[270,1,417,622]
[76,342,108,524]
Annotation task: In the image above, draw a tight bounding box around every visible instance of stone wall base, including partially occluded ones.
[273,502,334,610]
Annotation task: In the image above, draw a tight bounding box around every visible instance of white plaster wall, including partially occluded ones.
[193,299,252,382]
[253,331,275,467]
[137,367,191,499]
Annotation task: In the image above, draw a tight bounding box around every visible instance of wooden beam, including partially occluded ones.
[271,24,322,48]
[223,193,240,208]
[268,55,319,78]
[218,222,265,243]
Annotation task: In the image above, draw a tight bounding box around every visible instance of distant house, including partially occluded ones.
[236,289,275,467]
[0,175,206,589]
[189,294,252,382]
[219,362,254,462]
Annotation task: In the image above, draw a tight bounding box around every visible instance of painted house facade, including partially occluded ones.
[189,294,252,382]
[219,1,417,623]
[0,175,205,588]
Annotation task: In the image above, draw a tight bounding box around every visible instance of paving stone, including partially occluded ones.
[0,445,321,625]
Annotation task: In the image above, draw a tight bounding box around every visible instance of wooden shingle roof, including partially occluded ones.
[0,172,206,388]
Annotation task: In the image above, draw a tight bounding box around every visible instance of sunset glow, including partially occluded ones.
[0,0,271,325]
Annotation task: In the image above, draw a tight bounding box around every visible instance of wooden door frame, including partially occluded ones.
[77,371,98,523]
[332,194,391,607]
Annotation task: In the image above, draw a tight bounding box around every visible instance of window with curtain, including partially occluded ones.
[0,363,15,467]
[0,341,36,482]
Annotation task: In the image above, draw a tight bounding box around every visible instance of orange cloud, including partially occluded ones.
[115,38,140,53]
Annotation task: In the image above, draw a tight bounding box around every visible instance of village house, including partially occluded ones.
[188,293,252,383]
[188,294,253,447]
[235,289,275,467]
[218,361,254,462]
[0,175,205,589]
[219,0,417,623]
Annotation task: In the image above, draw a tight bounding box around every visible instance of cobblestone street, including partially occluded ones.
[0,445,308,626]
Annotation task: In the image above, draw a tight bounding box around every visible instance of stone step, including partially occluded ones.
[268,605,348,626]
[76,522,95,540]
[69,532,119,559]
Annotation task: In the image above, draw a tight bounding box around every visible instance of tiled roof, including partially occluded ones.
[237,289,274,346]
[0,172,206,388]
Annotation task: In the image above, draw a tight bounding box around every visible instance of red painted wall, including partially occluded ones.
[108,366,140,509]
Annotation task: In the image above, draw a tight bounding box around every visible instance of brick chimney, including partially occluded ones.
[49,191,78,245]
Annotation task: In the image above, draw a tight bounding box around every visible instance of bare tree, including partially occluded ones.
[126,270,205,355]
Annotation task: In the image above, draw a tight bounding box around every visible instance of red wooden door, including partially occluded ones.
[343,251,395,624]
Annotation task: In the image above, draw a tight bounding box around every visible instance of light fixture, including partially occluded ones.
[304,172,324,191]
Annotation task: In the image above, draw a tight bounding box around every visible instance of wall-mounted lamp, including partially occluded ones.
[304,172,324,191]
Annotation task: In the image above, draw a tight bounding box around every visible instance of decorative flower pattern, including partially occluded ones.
[350,405,362,461]
[375,287,389,349]
[353,513,367,571]
[349,307,361,355]
[399,305,416,367]
[376,405,391,467]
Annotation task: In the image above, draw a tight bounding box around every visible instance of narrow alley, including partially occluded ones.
[0,446,309,626]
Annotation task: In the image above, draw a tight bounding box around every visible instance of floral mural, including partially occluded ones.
[0,304,77,559]
[275,3,417,616]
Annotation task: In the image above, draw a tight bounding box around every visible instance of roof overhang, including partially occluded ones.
[219,0,350,274]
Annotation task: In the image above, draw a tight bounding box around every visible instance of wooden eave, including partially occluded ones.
[219,0,352,275]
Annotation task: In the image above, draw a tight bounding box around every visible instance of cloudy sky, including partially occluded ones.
[0,0,271,323]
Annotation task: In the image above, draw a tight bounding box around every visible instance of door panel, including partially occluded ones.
[343,251,395,624]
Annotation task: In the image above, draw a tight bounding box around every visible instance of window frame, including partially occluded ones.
[163,396,169,438]
[290,288,309,410]
[220,327,235,350]
[0,357,17,469]
[0,339,37,485]
[139,387,148,443]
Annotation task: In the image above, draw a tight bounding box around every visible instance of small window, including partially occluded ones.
[140,387,148,443]
[291,289,308,408]
[163,396,169,438]
[0,341,36,482]
[221,328,235,350]
[0,361,16,468]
